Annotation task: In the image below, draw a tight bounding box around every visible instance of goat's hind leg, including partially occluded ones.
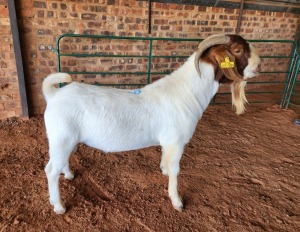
[62,162,74,180]
[45,142,76,214]
[45,160,66,214]
[160,148,168,176]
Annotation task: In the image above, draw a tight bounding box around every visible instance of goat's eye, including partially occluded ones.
[235,50,241,54]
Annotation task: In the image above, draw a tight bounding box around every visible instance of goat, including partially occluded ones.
[43,34,261,214]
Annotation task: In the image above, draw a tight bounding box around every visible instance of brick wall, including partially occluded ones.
[0,0,299,118]
[0,0,21,119]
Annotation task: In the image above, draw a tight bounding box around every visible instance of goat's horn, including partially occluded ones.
[194,34,231,77]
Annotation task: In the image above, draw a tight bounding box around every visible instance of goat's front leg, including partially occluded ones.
[162,144,184,211]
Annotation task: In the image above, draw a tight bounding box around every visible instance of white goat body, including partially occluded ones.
[44,55,214,152]
[43,34,260,214]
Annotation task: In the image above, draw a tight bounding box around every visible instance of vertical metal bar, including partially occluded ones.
[148,0,152,35]
[56,37,62,72]
[7,0,29,118]
[57,54,61,72]
[236,0,245,34]
[147,39,153,84]
[55,36,62,87]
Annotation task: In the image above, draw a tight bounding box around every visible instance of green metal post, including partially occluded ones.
[55,35,63,72]
[147,39,153,84]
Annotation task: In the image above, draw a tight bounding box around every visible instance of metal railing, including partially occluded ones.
[52,34,298,107]
[53,34,202,86]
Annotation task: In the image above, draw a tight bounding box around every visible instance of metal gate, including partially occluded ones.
[52,34,298,108]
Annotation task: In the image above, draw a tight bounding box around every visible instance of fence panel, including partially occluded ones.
[53,34,298,106]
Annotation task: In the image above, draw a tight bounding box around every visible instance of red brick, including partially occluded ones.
[0,0,7,6]
[224,8,235,14]
[0,5,8,17]
[37,10,44,17]
[33,1,46,8]
[198,6,207,12]
[18,0,34,9]
[81,13,97,20]
[60,3,68,10]
[0,110,18,119]
[275,12,284,17]
[0,44,10,52]
[108,0,116,5]
[20,9,35,18]
[185,5,194,10]
[211,7,223,13]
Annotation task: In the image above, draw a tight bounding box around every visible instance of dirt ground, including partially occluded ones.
[0,104,299,232]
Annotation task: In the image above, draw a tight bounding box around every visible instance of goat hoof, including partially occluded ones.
[173,200,183,212]
[174,205,183,212]
[171,195,183,212]
[54,205,66,214]
[64,171,74,180]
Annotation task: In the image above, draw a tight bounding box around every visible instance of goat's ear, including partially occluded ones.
[213,47,243,82]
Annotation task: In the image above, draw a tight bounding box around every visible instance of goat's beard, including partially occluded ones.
[231,81,248,115]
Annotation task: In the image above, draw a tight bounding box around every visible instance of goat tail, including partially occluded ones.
[42,73,72,102]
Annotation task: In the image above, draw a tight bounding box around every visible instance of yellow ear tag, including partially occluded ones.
[220,57,235,68]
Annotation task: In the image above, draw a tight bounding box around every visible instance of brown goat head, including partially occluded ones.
[195,34,261,114]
